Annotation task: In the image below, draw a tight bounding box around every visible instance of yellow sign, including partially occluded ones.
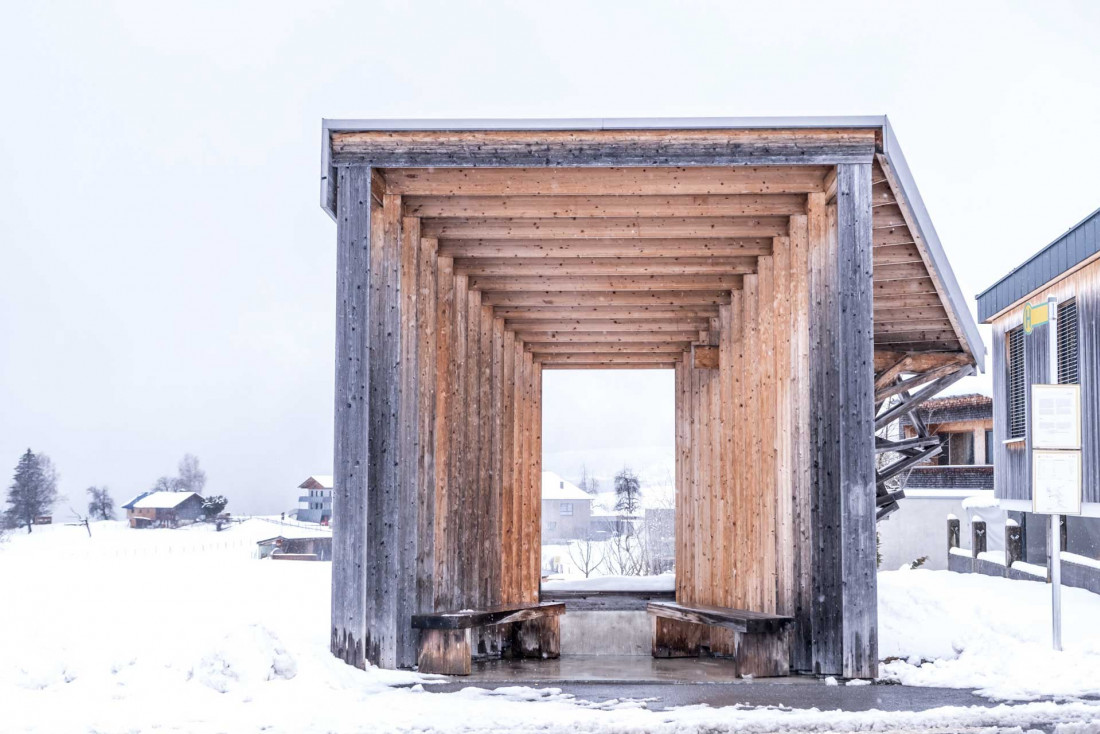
[1024,301,1049,334]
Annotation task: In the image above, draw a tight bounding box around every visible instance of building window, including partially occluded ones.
[547,521,557,531]
[559,502,573,516]
[1058,299,1079,385]
[947,432,974,465]
[1007,326,1026,439]
[985,429,994,464]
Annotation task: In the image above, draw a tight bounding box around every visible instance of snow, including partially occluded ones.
[130,490,201,509]
[880,567,1100,699]
[961,490,999,510]
[977,550,1006,565]
[1064,552,1100,570]
[5,524,1100,731]
[542,572,675,592]
[541,471,593,501]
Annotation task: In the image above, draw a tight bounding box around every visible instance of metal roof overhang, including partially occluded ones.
[318,115,985,370]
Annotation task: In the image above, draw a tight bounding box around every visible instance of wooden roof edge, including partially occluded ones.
[319,115,889,221]
[879,118,986,372]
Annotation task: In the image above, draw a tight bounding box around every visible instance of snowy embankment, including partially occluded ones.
[879,567,1100,700]
[3,522,1100,732]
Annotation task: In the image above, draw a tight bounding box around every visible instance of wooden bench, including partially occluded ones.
[647,601,793,677]
[412,602,565,675]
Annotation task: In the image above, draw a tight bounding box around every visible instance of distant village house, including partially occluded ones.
[122,491,204,529]
[297,475,333,524]
[540,471,592,541]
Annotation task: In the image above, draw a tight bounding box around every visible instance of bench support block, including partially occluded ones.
[652,618,790,678]
[417,629,472,675]
[503,616,560,660]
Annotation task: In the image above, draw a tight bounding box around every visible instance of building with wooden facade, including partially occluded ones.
[977,207,1100,564]
[319,117,983,679]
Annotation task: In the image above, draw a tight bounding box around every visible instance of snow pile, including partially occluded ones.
[193,624,298,693]
[879,567,1100,699]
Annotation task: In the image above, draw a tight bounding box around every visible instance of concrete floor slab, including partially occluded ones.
[424,656,1000,713]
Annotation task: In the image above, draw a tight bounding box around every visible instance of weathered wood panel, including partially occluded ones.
[332,166,371,669]
[332,128,877,167]
[809,164,877,679]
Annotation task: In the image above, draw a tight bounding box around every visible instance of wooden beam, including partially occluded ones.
[453,256,758,277]
[873,350,971,374]
[510,330,700,343]
[331,129,877,167]
[535,353,682,364]
[543,363,676,370]
[470,274,743,292]
[504,319,710,332]
[874,365,975,430]
[874,362,966,402]
[422,217,788,240]
[526,342,687,354]
[405,194,806,218]
[493,306,720,321]
[438,237,772,259]
[383,166,832,196]
[481,290,733,307]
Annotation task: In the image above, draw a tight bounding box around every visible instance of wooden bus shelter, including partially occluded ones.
[319,117,984,680]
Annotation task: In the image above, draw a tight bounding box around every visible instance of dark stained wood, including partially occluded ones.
[332,129,877,167]
[647,602,792,635]
[332,166,371,669]
[412,602,565,630]
[417,629,471,675]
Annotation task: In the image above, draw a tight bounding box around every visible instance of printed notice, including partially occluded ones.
[1032,449,1082,515]
[1032,384,1081,450]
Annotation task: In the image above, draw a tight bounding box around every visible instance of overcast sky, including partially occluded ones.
[2,1,1098,515]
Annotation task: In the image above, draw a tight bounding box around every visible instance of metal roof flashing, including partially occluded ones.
[317,116,985,371]
[976,206,1100,323]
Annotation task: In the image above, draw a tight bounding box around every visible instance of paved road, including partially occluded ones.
[426,680,996,712]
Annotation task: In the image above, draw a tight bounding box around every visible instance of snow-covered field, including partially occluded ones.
[3,521,1100,733]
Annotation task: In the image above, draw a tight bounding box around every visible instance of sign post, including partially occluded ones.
[1029,295,1082,652]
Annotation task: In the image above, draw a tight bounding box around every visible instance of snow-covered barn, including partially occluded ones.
[122,491,204,529]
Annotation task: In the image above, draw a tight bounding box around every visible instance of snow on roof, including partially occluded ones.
[299,475,333,489]
[541,471,591,501]
[131,491,201,510]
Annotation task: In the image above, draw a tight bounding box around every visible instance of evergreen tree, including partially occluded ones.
[202,495,228,519]
[86,486,116,520]
[4,449,60,533]
[613,467,642,515]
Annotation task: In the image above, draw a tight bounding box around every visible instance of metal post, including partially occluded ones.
[1047,295,1063,652]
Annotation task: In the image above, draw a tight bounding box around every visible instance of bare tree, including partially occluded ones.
[4,449,60,533]
[151,475,179,492]
[576,464,600,495]
[567,532,604,578]
[86,486,115,520]
[177,454,207,494]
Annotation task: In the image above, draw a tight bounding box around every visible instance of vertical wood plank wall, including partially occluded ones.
[333,167,544,670]
[991,259,1100,505]
[335,163,877,676]
[673,171,876,678]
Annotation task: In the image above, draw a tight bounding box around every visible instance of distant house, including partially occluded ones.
[122,491,204,529]
[902,393,994,466]
[296,475,333,524]
[257,535,333,561]
[541,471,592,541]
[879,395,1001,570]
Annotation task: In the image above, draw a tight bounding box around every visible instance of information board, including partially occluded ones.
[1032,449,1082,515]
[1031,384,1081,450]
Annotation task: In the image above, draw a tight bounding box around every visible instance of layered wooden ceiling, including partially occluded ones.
[369,162,965,369]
